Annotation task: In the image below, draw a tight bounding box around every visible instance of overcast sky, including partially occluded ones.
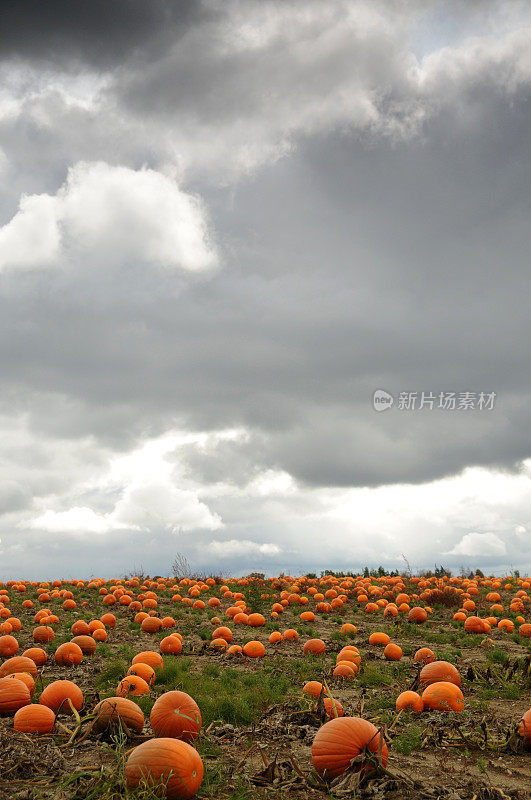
[0,0,530,580]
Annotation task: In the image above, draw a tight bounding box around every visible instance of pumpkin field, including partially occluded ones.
[0,572,530,800]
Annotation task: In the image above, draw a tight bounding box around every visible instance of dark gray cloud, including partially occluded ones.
[0,0,201,67]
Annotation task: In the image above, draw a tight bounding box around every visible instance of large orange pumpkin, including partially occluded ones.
[93,697,145,735]
[150,691,201,741]
[70,635,97,655]
[303,638,326,655]
[14,704,56,733]
[421,682,464,713]
[132,651,163,670]
[117,675,150,697]
[55,642,83,665]
[0,635,19,657]
[0,655,38,679]
[125,738,204,800]
[22,647,47,666]
[127,662,156,686]
[0,677,31,715]
[311,716,388,778]
[419,661,461,687]
[39,680,83,714]
[395,691,423,713]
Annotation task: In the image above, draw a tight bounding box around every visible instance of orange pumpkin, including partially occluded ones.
[413,647,435,665]
[55,642,83,665]
[150,691,201,741]
[395,691,423,713]
[117,676,150,697]
[70,635,97,655]
[368,632,390,646]
[0,655,38,679]
[419,661,461,688]
[125,738,204,800]
[303,681,324,699]
[22,648,47,666]
[40,680,83,715]
[132,651,163,671]
[243,640,266,658]
[421,682,464,713]
[408,607,428,624]
[127,662,156,686]
[312,716,388,778]
[14,704,56,733]
[0,677,31,715]
[303,638,326,655]
[93,696,145,735]
[7,672,35,696]
[384,643,402,661]
[518,708,531,744]
[0,634,19,657]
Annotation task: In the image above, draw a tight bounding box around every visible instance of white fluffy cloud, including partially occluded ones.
[446,531,507,557]
[208,539,282,558]
[0,161,217,273]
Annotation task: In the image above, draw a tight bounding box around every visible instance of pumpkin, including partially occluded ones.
[55,642,83,665]
[419,661,461,687]
[70,635,97,655]
[269,631,282,644]
[0,677,31,715]
[141,617,162,633]
[33,626,55,643]
[368,632,390,646]
[340,623,356,635]
[519,623,531,638]
[518,708,531,744]
[125,738,204,800]
[464,616,487,633]
[160,636,183,655]
[0,634,19,657]
[71,620,91,636]
[7,672,35,695]
[395,691,423,713]
[127,662,156,685]
[320,697,344,718]
[117,676,150,697]
[303,638,326,655]
[332,664,357,678]
[384,643,402,661]
[150,691,201,741]
[226,645,243,656]
[408,607,428,624]
[421,682,464,713]
[247,613,266,627]
[303,681,324,699]
[14,704,56,733]
[243,641,265,658]
[282,628,299,640]
[0,655,38,678]
[40,680,83,714]
[132,651,163,670]
[22,648,47,666]
[413,647,435,665]
[210,637,228,651]
[212,626,232,643]
[311,716,388,778]
[93,696,145,735]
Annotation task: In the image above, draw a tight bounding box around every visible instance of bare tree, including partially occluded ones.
[401,553,412,578]
[172,552,192,580]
